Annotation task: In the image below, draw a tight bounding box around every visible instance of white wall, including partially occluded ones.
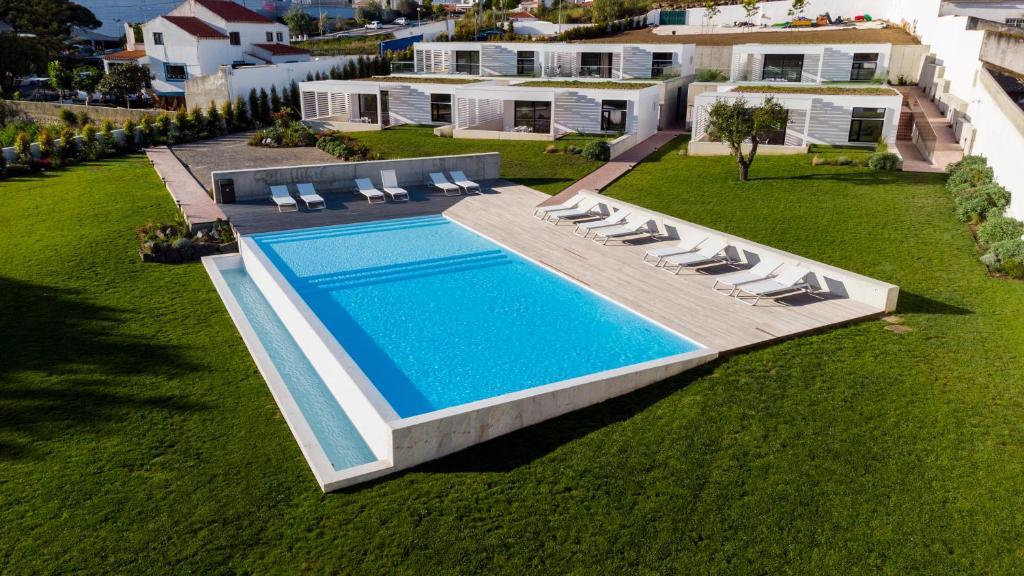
[225,57,359,100]
[973,70,1024,220]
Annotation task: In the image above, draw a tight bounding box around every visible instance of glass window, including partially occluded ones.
[580,53,611,78]
[851,53,879,81]
[651,52,674,77]
[358,94,378,123]
[266,31,274,42]
[600,100,628,132]
[760,110,789,144]
[1005,17,1024,28]
[454,51,480,75]
[762,54,804,82]
[152,32,163,45]
[276,32,284,41]
[164,64,187,81]
[430,93,452,123]
[849,107,885,142]
[516,51,535,76]
[229,32,240,45]
[514,101,551,133]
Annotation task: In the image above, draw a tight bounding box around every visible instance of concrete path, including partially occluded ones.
[539,130,684,207]
[895,87,963,173]
[146,146,226,230]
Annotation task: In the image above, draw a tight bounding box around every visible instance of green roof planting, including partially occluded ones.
[732,85,898,96]
[370,76,483,85]
[514,80,658,90]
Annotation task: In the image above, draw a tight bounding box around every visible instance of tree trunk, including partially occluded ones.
[738,161,749,181]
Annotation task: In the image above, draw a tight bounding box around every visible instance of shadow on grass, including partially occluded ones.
[749,171,941,187]
[0,276,205,460]
[897,290,972,316]
[510,177,576,190]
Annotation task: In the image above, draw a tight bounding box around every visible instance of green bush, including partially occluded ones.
[977,216,1024,245]
[954,193,994,223]
[867,152,900,171]
[947,165,993,194]
[171,237,192,250]
[37,127,54,158]
[695,69,728,82]
[13,131,31,161]
[836,156,853,166]
[1001,259,1024,279]
[75,110,91,127]
[544,144,559,154]
[945,154,987,174]
[315,131,370,160]
[79,124,99,160]
[565,145,582,155]
[57,126,78,164]
[582,140,611,161]
[991,238,1024,263]
[58,108,76,127]
[122,118,138,148]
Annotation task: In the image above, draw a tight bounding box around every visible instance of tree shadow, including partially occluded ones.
[749,171,940,187]
[896,290,973,316]
[0,275,206,460]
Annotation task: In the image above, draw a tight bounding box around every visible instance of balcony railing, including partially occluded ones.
[454,63,480,75]
[391,61,415,73]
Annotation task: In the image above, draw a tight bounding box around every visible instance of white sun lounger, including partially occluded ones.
[643,231,708,266]
[545,197,603,224]
[295,183,326,210]
[534,193,585,219]
[379,170,410,202]
[660,238,732,274]
[429,172,461,196]
[449,170,481,194]
[712,259,784,295]
[354,178,386,205]
[733,266,814,306]
[269,185,298,212]
[591,215,653,245]
[574,209,631,237]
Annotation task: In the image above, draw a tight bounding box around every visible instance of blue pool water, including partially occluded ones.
[251,215,700,418]
[222,267,377,471]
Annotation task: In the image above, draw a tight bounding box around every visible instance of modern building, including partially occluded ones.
[139,0,308,98]
[729,43,895,84]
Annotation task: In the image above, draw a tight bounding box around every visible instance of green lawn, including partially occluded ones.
[2,146,1024,574]
[347,125,604,194]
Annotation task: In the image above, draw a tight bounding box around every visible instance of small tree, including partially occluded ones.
[283,5,317,36]
[189,107,207,137]
[73,65,104,105]
[289,79,301,111]
[97,62,151,109]
[258,87,271,124]
[788,0,807,19]
[123,118,138,148]
[705,96,788,181]
[174,107,191,139]
[234,95,249,128]
[57,126,78,164]
[80,123,98,160]
[248,88,260,124]
[154,111,171,140]
[139,114,153,147]
[206,100,222,135]
[37,127,55,158]
[702,0,720,31]
[99,119,115,151]
[48,60,74,103]
[14,131,31,161]
[742,0,759,26]
[220,99,235,130]
[270,84,282,113]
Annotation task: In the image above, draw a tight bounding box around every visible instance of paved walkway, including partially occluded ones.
[539,130,684,207]
[147,146,226,230]
[895,86,963,173]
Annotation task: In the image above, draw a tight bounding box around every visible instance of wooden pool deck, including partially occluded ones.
[222,181,884,354]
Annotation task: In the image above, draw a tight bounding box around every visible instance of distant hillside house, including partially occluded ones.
[140,0,309,98]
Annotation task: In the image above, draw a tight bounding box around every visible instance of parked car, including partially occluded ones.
[365,21,382,29]
[394,17,408,25]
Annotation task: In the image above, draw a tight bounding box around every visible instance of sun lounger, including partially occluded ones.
[545,197,603,224]
[711,258,783,295]
[534,193,585,219]
[660,238,732,274]
[295,183,326,210]
[733,266,814,306]
[354,178,386,204]
[429,172,461,196]
[591,215,653,245]
[379,170,410,202]
[574,209,631,237]
[449,170,481,194]
[269,185,298,212]
[642,231,708,266]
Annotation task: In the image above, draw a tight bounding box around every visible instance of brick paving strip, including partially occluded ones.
[146,146,227,231]
[539,130,684,207]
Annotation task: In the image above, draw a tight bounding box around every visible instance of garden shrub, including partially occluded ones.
[977,216,1024,245]
[122,119,139,150]
[58,108,76,127]
[206,101,222,135]
[565,145,582,155]
[811,155,832,166]
[80,124,99,160]
[250,112,316,148]
[582,140,610,161]
[1002,259,1024,279]
[544,144,559,154]
[991,238,1024,263]
[37,127,54,158]
[946,164,993,194]
[954,192,993,223]
[695,69,728,82]
[315,131,371,160]
[13,131,31,161]
[99,120,115,156]
[867,152,900,171]
[174,108,192,141]
[945,154,987,174]
[57,126,78,164]
[138,115,153,147]
[75,110,91,127]
[836,156,852,166]
[154,112,171,141]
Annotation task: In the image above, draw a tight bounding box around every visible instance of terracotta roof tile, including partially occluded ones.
[195,0,272,23]
[253,43,309,55]
[163,16,228,38]
[103,49,147,60]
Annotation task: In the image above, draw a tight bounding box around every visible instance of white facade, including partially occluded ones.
[692,86,903,148]
[730,43,894,84]
[141,0,301,95]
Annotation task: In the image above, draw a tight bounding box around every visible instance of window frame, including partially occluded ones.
[454,50,480,75]
[848,107,886,143]
[850,52,879,82]
[516,50,535,76]
[513,100,552,134]
[276,31,284,42]
[600,100,628,132]
[266,31,274,42]
[164,63,188,81]
[430,93,452,124]
[229,31,241,45]
[152,31,164,46]
[651,52,674,78]
[762,54,804,82]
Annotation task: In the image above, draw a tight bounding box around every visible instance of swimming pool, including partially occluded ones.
[248,215,701,418]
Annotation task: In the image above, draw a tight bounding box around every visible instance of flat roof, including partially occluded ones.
[514,80,659,89]
[584,26,920,46]
[370,76,483,85]
[731,84,899,96]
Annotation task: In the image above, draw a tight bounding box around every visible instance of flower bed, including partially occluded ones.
[137,219,237,264]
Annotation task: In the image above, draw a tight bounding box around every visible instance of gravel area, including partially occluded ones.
[171,132,337,191]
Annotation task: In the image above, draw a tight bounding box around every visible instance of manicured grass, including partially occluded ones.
[515,80,658,89]
[2,146,1024,574]
[347,125,604,194]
